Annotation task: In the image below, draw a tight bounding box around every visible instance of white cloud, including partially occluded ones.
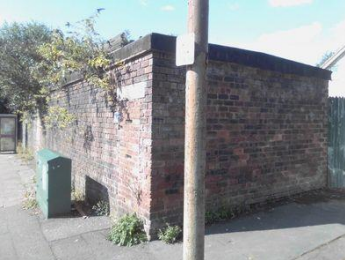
[217,16,345,96]
[221,19,342,66]
[331,19,345,40]
[241,22,323,64]
[269,0,313,7]
[161,5,176,11]
[227,19,345,97]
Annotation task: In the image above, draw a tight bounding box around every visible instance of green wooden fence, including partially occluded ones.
[328,97,345,188]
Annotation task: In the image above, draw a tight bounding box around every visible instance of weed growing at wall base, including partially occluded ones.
[205,206,238,225]
[92,200,109,216]
[108,214,147,247]
[158,224,182,244]
[22,191,38,210]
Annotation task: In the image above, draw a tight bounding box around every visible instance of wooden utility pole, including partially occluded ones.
[183,0,209,260]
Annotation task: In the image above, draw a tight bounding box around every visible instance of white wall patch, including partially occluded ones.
[117,82,147,101]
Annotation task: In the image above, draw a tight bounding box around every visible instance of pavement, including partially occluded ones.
[1,153,345,260]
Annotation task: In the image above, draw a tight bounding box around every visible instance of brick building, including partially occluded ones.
[26,33,331,237]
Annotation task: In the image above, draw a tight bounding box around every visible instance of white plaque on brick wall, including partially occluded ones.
[176,33,195,66]
[117,82,146,101]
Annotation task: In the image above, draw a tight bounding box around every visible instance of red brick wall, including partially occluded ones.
[150,50,328,231]
[26,33,330,237]
[28,52,154,233]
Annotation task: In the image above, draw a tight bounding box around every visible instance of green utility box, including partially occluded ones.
[36,149,72,218]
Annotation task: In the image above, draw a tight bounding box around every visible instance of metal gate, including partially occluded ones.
[0,114,17,153]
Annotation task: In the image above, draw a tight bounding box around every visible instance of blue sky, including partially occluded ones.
[0,0,345,66]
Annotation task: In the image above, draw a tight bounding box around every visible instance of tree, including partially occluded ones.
[0,11,119,128]
[316,51,335,69]
[0,22,52,113]
[37,11,112,93]
[35,11,114,129]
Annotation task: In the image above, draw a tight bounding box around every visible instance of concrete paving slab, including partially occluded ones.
[0,233,18,260]
[4,206,55,260]
[0,154,114,260]
[4,206,38,229]
[40,215,112,242]
[51,235,96,260]
[201,200,345,260]
[81,230,179,260]
[80,231,117,259]
[0,222,8,235]
[3,154,345,260]
[135,241,183,260]
[0,221,8,235]
[0,156,26,208]
[296,235,345,260]
[11,233,55,260]
[80,230,157,260]
[0,208,9,235]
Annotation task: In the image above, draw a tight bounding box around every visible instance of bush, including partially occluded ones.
[158,224,182,244]
[108,214,147,246]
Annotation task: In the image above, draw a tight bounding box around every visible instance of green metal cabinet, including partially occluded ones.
[36,149,72,218]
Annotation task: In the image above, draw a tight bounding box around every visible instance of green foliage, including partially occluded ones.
[44,106,75,129]
[21,111,33,129]
[0,22,52,113]
[0,12,116,127]
[92,200,109,216]
[36,12,112,90]
[158,224,182,244]
[108,214,147,246]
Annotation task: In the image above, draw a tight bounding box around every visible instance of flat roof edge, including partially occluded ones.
[62,32,332,87]
[149,33,332,80]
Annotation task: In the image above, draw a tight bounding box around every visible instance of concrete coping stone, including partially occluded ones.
[62,32,332,87]
[113,33,332,81]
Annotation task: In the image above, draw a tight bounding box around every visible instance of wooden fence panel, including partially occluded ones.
[328,97,345,188]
